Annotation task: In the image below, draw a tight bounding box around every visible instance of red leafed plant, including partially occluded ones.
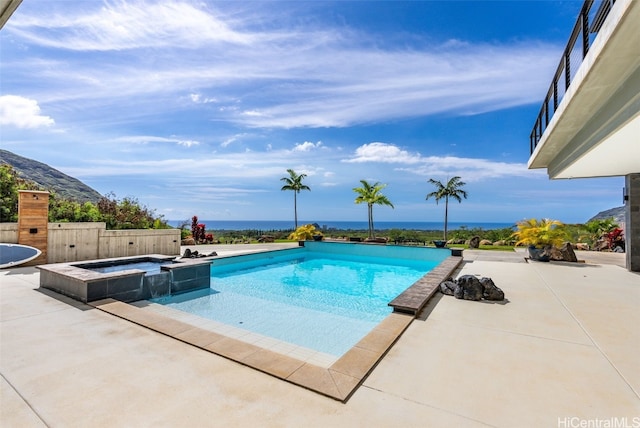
[191,216,206,243]
[605,228,624,249]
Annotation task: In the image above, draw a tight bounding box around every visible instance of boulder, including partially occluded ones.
[595,239,609,251]
[439,275,505,302]
[182,249,217,259]
[493,240,506,246]
[453,275,484,301]
[181,237,196,245]
[549,242,578,262]
[559,242,578,262]
[527,246,551,262]
[468,236,481,249]
[439,278,457,296]
[479,277,505,301]
[479,239,492,246]
[575,243,589,251]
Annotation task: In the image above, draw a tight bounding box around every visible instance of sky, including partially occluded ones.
[0,0,625,225]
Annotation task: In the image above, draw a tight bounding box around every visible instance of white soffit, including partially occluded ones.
[554,113,640,179]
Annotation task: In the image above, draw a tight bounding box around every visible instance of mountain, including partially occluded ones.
[0,149,102,203]
[587,206,625,224]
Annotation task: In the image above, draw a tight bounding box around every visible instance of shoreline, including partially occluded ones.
[169,220,516,232]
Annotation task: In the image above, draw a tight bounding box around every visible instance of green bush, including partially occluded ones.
[512,218,568,248]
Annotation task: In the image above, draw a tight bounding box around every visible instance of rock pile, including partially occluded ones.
[528,242,578,262]
[439,275,505,301]
[181,249,217,259]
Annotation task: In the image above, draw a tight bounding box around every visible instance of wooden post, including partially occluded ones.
[17,190,49,265]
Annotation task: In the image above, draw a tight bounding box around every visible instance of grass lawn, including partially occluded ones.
[267,239,516,252]
[448,244,515,252]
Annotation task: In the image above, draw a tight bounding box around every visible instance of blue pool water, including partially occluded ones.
[153,242,448,356]
[86,261,173,275]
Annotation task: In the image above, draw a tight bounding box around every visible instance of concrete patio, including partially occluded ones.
[1,247,638,427]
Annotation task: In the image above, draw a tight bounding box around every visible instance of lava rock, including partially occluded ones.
[439,277,457,296]
[439,275,505,302]
[453,275,484,301]
[479,277,505,301]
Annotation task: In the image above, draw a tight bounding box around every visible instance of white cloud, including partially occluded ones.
[0,95,54,128]
[190,93,217,104]
[220,136,237,148]
[8,1,254,51]
[113,135,199,147]
[293,141,323,152]
[4,2,560,129]
[343,142,420,164]
[343,142,545,181]
[242,110,266,117]
[397,157,545,181]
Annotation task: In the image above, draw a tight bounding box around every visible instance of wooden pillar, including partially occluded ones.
[17,190,49,265]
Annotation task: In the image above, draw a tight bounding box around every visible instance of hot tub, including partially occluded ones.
[38,254,213,303]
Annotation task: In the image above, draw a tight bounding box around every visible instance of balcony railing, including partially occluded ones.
[529,0,616,154]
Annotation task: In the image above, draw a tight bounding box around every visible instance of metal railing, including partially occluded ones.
[529,0,616,154]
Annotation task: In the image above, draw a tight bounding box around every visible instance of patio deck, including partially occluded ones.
[1,246,638,427]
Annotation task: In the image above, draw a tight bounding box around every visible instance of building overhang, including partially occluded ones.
[528,0,640,179]
[0,0,23,29]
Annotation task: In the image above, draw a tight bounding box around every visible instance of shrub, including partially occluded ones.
[288,224,322,241]
[512,218,568,248]
[606,228,624,250]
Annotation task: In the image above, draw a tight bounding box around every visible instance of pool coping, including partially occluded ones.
[89,255,463,402]
[388,256,464,315]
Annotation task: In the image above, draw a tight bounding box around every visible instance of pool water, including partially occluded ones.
[152,245,444,356]
[87,261,173,275]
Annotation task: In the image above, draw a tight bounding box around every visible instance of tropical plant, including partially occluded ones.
[191,216,206,243]
[280,169,310,229]
[353,180,394,239]
[512,218,568,248]
[426,176,468,241]
[605,228,624,250]
[581,218,619,246]
[288,224,321,241]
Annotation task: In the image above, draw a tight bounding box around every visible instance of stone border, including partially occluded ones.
[388,256,464,315]
[92,299,412,402]
[89,254,462,401]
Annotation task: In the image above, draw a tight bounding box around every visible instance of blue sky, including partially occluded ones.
[0,0,624,224]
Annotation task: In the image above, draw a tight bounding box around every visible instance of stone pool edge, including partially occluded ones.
[90,255,463,402]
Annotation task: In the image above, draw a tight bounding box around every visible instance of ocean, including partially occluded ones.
[168,220,515,231]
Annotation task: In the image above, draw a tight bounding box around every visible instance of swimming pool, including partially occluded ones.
[152,242,449,356]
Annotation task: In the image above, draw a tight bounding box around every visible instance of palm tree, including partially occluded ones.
[280,169,310,229]
[426,176,468,241]
[353,180,394,239]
